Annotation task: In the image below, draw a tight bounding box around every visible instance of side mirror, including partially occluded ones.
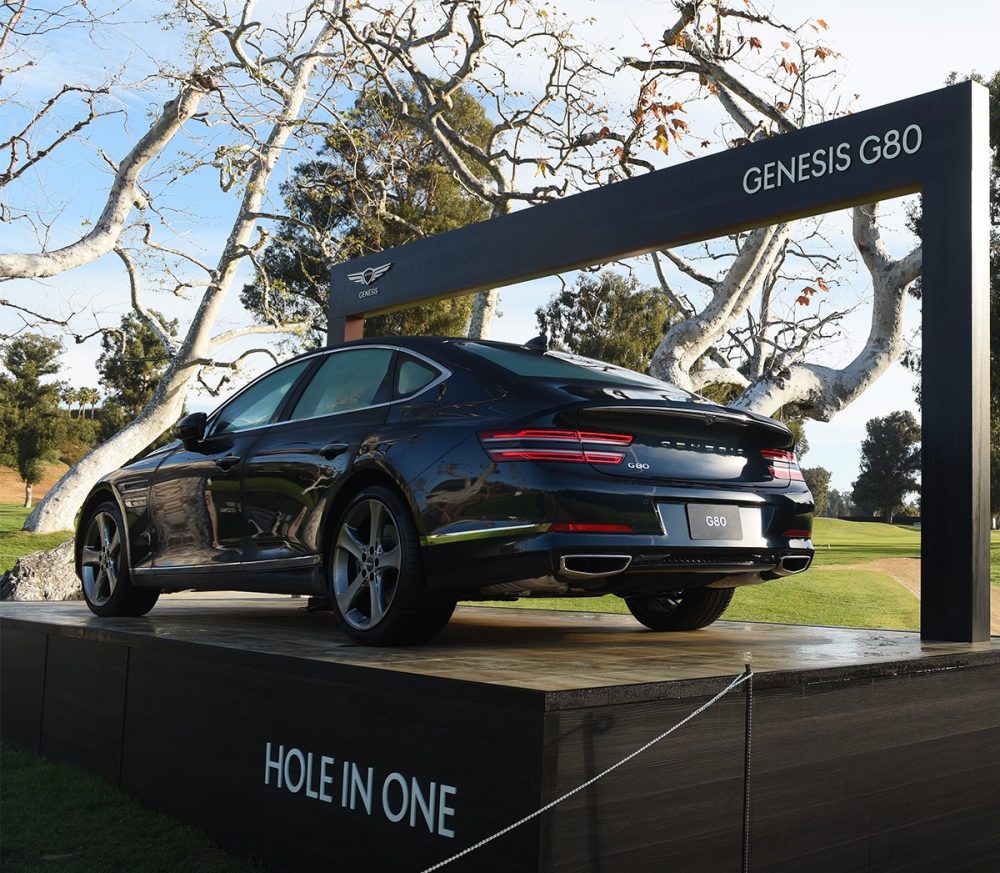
[175,411,207,446]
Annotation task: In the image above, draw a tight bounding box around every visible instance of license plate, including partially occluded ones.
[687,504,743,540]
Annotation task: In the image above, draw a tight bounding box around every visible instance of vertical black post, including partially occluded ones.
[920,81,991,642]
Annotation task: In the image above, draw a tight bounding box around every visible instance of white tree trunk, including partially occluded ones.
[24,356,193,532]
[22,20,341,534]
[23,482,32,509]
[467,289,499,339]
[650,223,792,389]
[731,206,921,419]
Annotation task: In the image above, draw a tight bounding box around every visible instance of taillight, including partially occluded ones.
[761,449,804,481]
[782,529,812,538]
[479,429,633,465]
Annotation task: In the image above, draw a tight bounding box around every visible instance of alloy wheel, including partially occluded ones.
[80,510,122,607]
[332,498,402,631]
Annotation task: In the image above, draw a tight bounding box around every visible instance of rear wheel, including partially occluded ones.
[79,502,159,617]
[330,486,454,646]
[625,587,734,631]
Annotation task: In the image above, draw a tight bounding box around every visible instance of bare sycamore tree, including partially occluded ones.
[3,0,614,535]
[3,1,355,532]
[344,0,919,418]
[613,1,921,419]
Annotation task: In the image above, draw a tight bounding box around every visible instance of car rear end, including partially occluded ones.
[418,342,814,599]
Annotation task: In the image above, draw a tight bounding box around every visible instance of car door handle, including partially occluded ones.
[215,455,241,471]
[319,442,349,459]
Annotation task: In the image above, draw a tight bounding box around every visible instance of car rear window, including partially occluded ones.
[459,343,696,397]
[397,355,440,397]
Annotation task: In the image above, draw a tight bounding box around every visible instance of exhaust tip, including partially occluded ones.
[559,554,632,579]
[777,555,811,575]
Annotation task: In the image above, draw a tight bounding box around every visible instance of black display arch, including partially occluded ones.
[329,81,991,643]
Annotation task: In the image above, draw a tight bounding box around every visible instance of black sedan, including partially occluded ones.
[75,336,814,645]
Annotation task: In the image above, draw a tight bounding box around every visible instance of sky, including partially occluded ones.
[2,0,998,494]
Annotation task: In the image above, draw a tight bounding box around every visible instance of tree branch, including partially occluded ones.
[0,78,211,279]
[113,247,177,356]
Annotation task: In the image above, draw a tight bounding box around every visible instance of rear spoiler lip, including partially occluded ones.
[581,404,793,438]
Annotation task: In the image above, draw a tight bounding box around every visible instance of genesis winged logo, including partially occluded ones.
[347,263,392,286]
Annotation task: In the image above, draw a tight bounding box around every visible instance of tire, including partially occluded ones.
[625,587,734,631]
[78,501,159,617]
[329,486,455,646]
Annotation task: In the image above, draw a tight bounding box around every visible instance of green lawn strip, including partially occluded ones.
[726,568,918,629]
[809,517,921,566]
[1,743,266,873]
[991,530,1000,587]
[471,566,920,631]
[0,504,73,574]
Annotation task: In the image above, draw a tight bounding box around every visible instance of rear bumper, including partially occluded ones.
[422,528,813,595]
[417,457,814,596]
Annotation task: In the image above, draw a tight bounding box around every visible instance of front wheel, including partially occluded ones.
[625,587,734,631]
[78,501,159,617]
[329,487,454,646]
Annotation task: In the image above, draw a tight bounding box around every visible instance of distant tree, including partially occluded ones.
[0,334,65,507]
[98,312,177,417]
[801,467,831,516]
[241,86,493,346]
[97,312,177,443]
[536,271,676,372]
[783,416,810,459]
[826,488,855,518]
[852,411,921,523]
[61,386,80,419]
[78,387,101,419]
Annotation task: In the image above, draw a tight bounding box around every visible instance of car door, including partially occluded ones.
[241,346,397,565]
[147,358,313,570]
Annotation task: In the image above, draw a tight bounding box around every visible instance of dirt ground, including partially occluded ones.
[837,556,1000,636]
[0,463,68,506]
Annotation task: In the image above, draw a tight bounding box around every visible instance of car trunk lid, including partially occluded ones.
[576,403,799,487]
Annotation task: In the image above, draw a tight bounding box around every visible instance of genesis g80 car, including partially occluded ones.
[75,336,814,645]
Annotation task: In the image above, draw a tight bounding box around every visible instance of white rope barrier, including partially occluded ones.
[420,669,753,873]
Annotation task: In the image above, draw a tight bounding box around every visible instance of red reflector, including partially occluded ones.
[783,529,812,538]
[550,523,634,533]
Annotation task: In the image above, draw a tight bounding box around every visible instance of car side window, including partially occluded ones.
[290,348,396,420]
[396,355,440,398]
[212,360,311,435]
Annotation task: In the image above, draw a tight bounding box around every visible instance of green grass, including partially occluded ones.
[809,517,921,566]
[473,517,933,631]
[727,568,918,628]
[0,504,73,574]
[0,743,264,873]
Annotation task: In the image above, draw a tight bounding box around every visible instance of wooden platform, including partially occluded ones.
[3,597,999,872]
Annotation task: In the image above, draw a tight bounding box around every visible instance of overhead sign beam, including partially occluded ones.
[330,82,991,643]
